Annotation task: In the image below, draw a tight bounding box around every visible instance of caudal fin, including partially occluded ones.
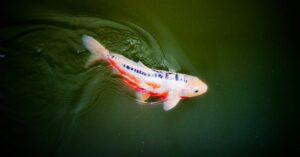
[82,35,109,66]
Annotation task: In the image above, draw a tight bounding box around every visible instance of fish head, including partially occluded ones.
[181,75,207,98]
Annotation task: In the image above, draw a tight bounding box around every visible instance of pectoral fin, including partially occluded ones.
[111,68,119,75]
[136,92,151,102]
[163,94,181,111]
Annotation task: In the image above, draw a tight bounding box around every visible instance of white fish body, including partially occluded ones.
[82,35,207,111]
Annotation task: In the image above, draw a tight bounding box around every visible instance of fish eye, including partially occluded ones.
[194,89,199,93]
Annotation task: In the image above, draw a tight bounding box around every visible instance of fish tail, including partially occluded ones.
[82,35,109,67]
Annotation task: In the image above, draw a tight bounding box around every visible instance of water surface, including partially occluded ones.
[0,0,298,156]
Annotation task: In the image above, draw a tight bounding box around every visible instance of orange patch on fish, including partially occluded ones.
[146,82,160,89]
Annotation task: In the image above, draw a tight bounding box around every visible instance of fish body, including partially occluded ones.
[82,35,207,111]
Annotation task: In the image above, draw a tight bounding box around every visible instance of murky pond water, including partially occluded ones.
[0,0,297,156]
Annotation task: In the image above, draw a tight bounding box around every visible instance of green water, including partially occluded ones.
[0,0,298,156]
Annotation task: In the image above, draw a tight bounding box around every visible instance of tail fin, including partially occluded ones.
[82,35,109,66]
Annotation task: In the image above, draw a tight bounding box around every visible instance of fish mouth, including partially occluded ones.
[199,81,208,95]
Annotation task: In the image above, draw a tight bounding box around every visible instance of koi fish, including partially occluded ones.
[82,35,207,111]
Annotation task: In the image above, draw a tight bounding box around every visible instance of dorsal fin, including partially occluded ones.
[137,61,149,69]
[168,68,176,73]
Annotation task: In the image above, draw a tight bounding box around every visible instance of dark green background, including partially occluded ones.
[0,0,298,156]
